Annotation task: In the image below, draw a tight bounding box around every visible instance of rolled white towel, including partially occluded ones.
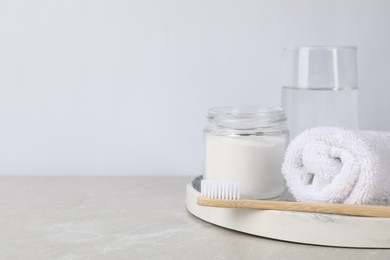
[282,127,390,205]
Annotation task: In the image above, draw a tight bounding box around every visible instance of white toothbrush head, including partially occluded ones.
[200,180,240,200]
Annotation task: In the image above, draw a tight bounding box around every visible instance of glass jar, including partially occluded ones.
[204,107,288,200]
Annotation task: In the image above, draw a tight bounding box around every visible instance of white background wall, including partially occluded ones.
[0,0,389,175]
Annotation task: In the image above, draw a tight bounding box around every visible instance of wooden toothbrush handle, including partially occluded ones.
[197,197,390,218]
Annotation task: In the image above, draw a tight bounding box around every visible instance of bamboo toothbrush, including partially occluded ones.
[198,180,390,218]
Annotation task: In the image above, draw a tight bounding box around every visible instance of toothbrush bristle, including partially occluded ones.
[201,180,240,200]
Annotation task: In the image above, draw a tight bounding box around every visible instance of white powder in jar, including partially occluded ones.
[204,134,287,199]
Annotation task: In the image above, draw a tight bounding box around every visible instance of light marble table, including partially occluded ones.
[0,176,389,260]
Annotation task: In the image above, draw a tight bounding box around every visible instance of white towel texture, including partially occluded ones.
[282,127,390,205]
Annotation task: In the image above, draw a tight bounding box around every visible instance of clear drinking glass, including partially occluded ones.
[282,46,359,139]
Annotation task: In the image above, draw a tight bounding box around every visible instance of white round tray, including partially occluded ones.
[186,176,390,248]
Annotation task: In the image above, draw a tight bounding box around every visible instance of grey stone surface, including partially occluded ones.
[0,176,389,259]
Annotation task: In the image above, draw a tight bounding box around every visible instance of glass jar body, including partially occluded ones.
[204,107,288,200]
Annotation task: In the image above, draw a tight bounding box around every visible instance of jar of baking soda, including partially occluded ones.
[204,107,288,200]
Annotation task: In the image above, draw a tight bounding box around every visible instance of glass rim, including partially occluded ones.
[284,45,357,51]
[207,106,287,130]
[208,106,285,118]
